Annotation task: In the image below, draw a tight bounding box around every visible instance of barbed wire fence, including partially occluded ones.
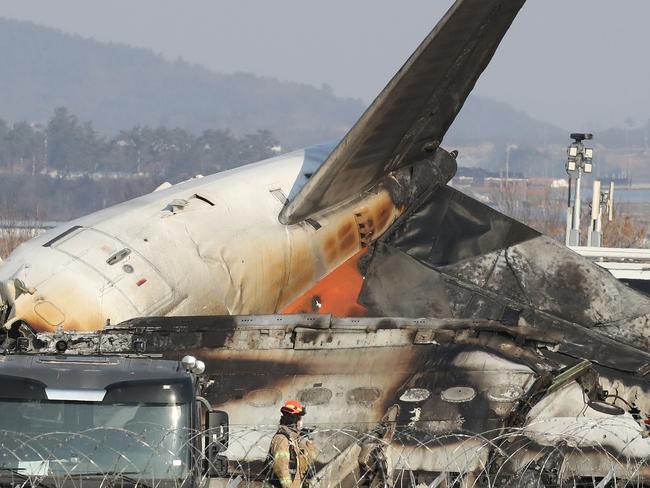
[1,419,650,488]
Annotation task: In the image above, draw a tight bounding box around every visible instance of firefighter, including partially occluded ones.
[267,399,316,488]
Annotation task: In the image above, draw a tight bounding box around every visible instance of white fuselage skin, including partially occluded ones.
[0,145,404,331]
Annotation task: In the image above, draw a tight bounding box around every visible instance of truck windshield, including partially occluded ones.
[0,399,191,480]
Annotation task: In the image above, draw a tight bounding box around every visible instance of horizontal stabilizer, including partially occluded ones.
[360,186,650,352]
[280,0,526,224]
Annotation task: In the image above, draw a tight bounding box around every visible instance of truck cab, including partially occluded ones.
[0,350,227,487]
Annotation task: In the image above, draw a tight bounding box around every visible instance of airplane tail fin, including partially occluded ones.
[280,0,526,225]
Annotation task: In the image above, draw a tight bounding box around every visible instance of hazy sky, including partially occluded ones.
[1,1,649,131]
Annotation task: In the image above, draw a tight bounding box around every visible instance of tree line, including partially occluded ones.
[0,107,281,181]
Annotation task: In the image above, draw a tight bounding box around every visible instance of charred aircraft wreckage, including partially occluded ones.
[1,0,650,486]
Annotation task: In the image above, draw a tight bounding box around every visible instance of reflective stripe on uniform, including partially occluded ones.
[274,451,291,460]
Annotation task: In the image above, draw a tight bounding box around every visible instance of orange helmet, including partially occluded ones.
[281,399,306,416]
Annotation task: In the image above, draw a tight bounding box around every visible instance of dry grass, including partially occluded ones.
[603,206,648,248]
[488,184,648,247]
[0,226,42,259]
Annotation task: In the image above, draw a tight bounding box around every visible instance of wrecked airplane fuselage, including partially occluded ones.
[3,0,650,484]
[0,145,453,330]
[20,314,650,485]
[0,0,527,334]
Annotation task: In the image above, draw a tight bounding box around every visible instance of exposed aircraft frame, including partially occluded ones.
[12,313,650,485]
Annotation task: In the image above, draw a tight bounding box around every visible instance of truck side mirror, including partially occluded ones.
[206,410,229,452]
[205,410,229,478]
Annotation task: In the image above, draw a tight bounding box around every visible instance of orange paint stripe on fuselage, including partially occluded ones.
[281,248,368,317]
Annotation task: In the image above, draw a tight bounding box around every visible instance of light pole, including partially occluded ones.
[565,133,594,247]
[505,144,517,184]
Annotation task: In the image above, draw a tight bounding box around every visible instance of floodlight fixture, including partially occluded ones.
[565,132,596,247]
[570,132,593,142]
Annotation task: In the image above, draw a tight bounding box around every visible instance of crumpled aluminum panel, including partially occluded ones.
[360,186,650,351]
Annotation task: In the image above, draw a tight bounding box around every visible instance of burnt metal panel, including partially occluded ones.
[294,327,416,350]
[385,185,539,265]
[359,243,454,318]
[360,184,650,351]
[25,309,650,379]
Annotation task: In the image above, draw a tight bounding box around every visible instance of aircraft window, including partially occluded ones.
[441,387,476,403]
[42,225,83,248]
[346,388,381,406]
[298,387,332,406]
[106,248,132,266]
[487,385,523,403]
[400,388,431,403]
[245,388,281,408]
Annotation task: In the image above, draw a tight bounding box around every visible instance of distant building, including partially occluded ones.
[551,179,569,188]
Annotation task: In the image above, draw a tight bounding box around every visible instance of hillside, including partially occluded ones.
[0,17,578,159]
[448,95,566,147]
[0,18,365,148]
